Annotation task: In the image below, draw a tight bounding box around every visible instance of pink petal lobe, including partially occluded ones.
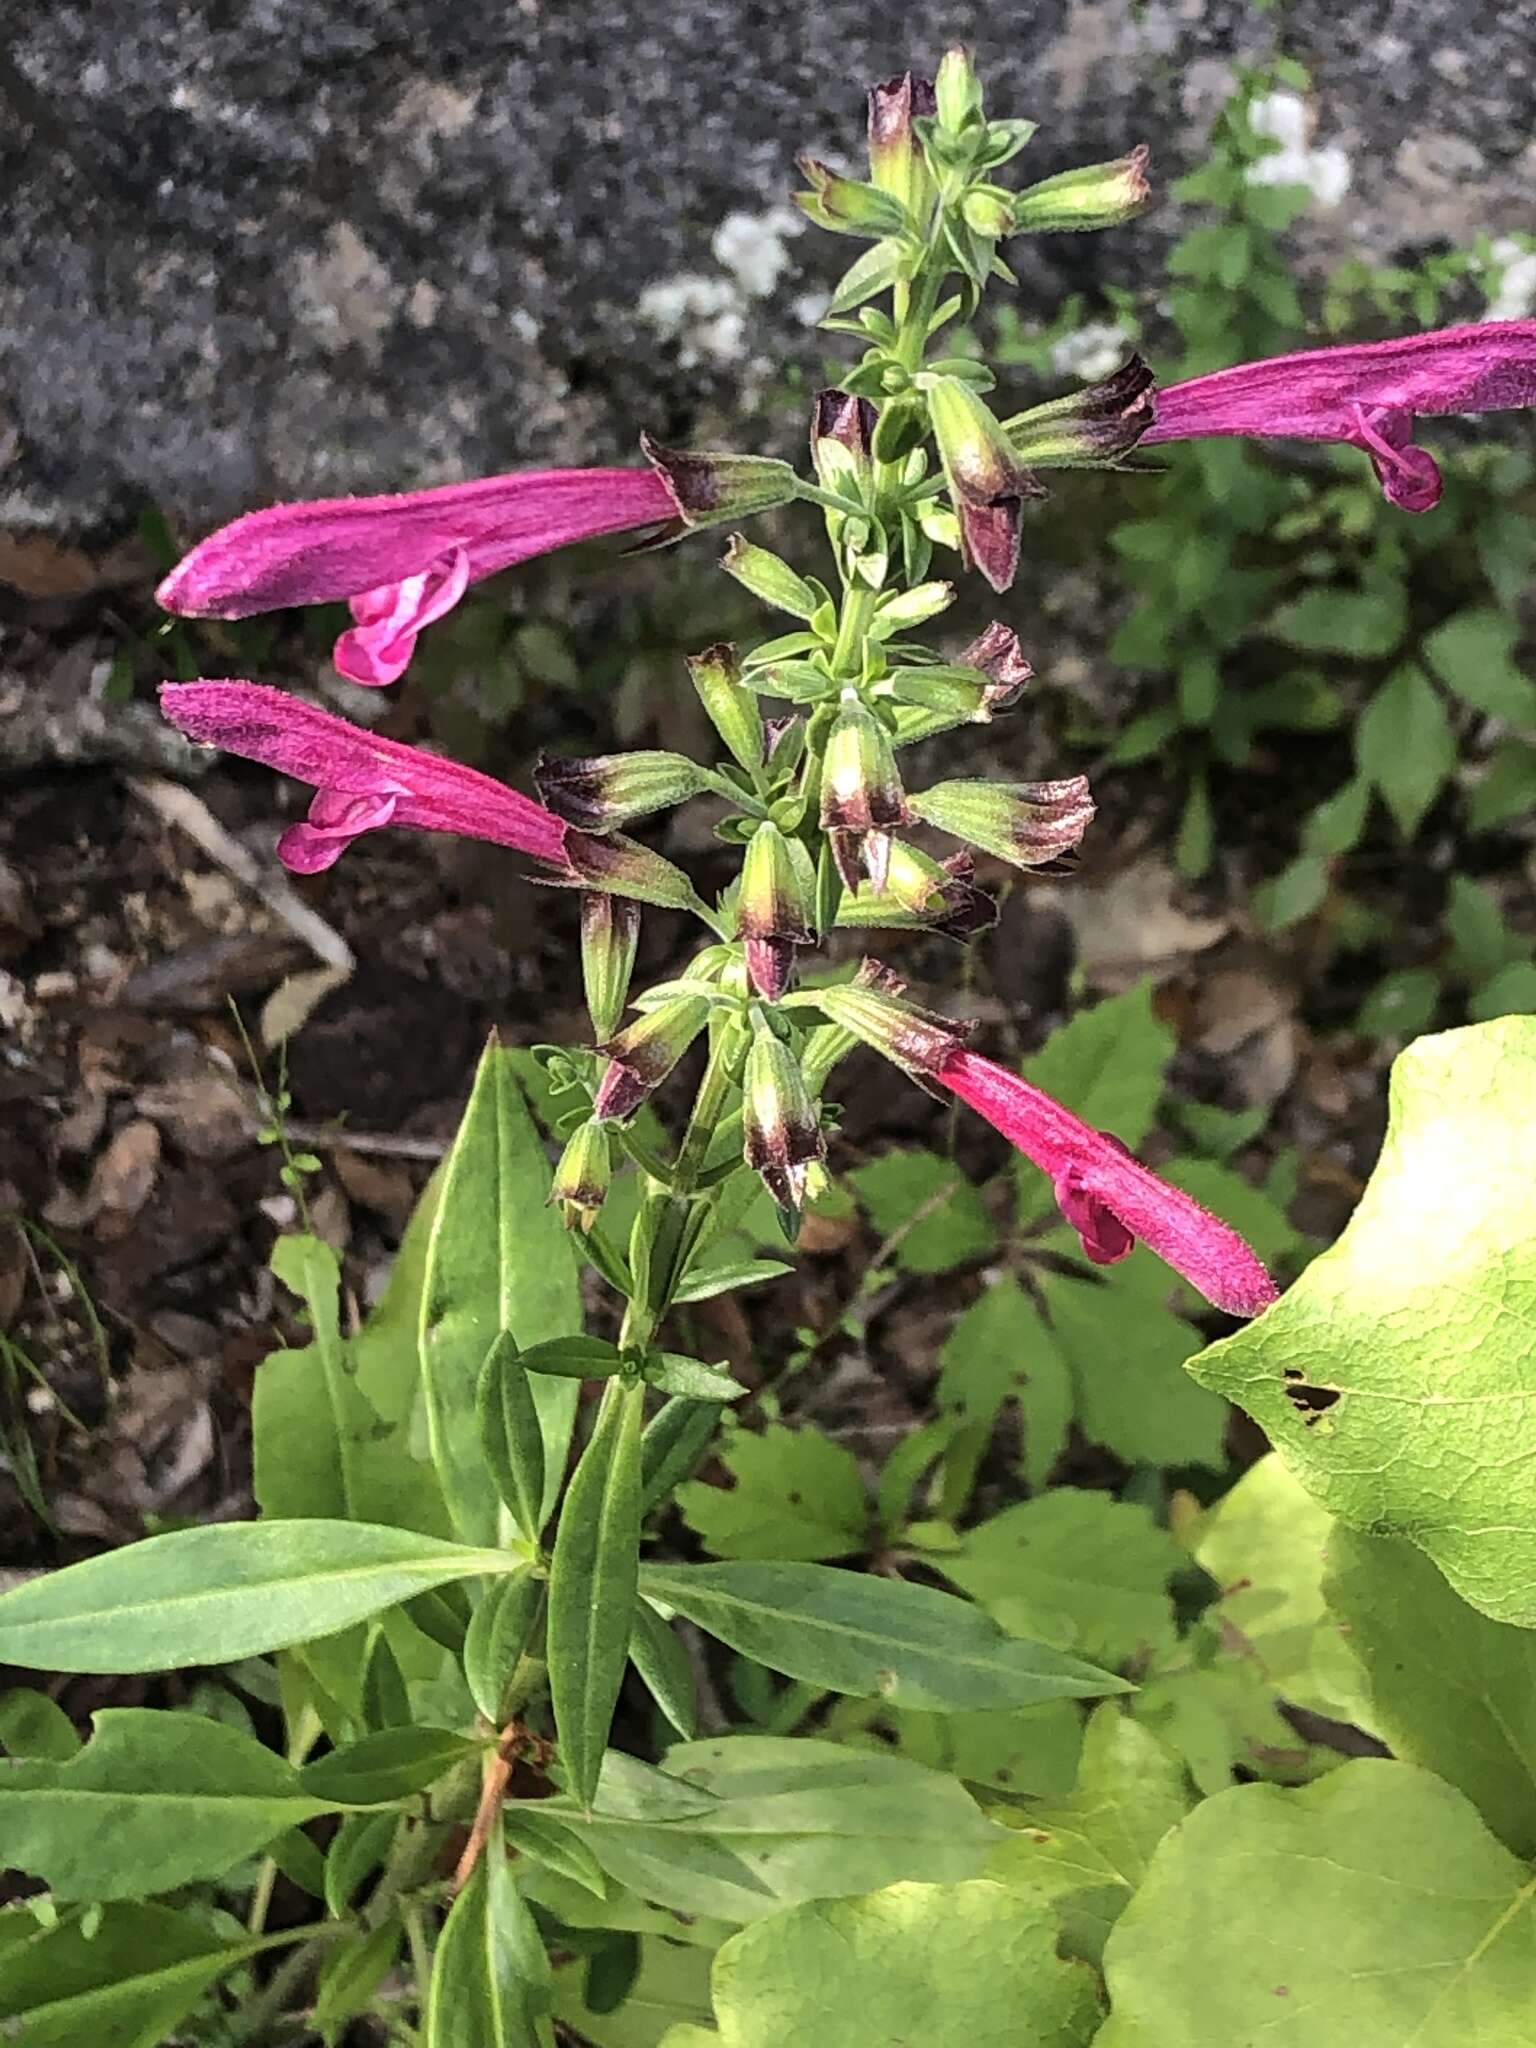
[155,468,675,620]
[334,548,472,685]
[938,1048,1277,1318]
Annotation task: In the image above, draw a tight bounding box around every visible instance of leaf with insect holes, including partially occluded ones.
[676,1421,870,1562]
[1191,1019,1536,1627]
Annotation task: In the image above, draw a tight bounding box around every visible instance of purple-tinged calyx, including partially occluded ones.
[810,389,878,491]
[834,844,998,940]
[925,375,1047,593]
[687,643,765,776]
[559,831,706,917]
[592,995,712,1121]
[155,468,677,687]
[738,821,816,1001]
[639,436,803,538]
[1004,355,1156,468]
[937,1048,1276,1317]
[1008,146,1152,233]
[549,1120,614,1234]
[534,750,707,832]
[819,697,908,893]
[959,622,1034,712]
[802,960,972,1080]
[908,775,1095,869]
[742,1028,826,1224]
[158,680,572,876]
[1141,321,1536,513]
[867,72,936,217]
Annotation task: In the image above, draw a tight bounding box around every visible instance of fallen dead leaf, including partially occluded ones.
[1046,860,1228,988]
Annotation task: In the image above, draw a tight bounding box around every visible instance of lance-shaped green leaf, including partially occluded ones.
[426,1821,555,2048]
[641,1398,722,1514]
[1190,1018,1536,1626]
[1098,1760,1536,2046]
[477,1331,547,1544]
[0,1519,514,1673]
[541,1738,997,1924]
[422,1038,583,1544]
[640,1561,1127,1711]
[0,1710,340,1900]
[465,1569,546,1724]
[548,1379,646,1806]
[631,1599,699,1739]
[0,1905,311,2048]
[299,1726,480,1806]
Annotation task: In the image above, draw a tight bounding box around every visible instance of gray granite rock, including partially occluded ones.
[2,0,1534,541]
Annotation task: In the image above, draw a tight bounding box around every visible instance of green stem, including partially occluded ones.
[404,1899,435,2029]
[829,578,879,680]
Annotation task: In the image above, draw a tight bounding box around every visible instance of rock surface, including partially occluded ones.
[2,0,1535,540]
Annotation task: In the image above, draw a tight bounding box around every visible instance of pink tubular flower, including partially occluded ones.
[155,468,678,685]
[938,1048,1277,1318]
[159,680,573,876]
[1142,320,1536,512]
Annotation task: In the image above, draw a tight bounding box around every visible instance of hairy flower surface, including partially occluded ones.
[159,681,572,875]
[157,468,677,685]
[938,1048,1277,1317]
[1143,320,1536,511]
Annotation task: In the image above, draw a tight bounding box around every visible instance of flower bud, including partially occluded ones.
[739,820,816,1000]
[870,392,928,464]
[871,581,956,637]
[535,750,706,831]
[593,995,711,1121]
[640,436,803,535]
[867,72,937,217]
[1009,145,1152,233]
[563,830,706,915]
[721,535,822,620]
[580,892,641,1042]
[835,842,998,940]
[794,156,911,238]
[810,389,877,490]
[1003,355,1155,467]
[687,642,765,777]
[934,47,984,136]
[924,375,1047,593]
[549,1119,614,1233]
[908,776,1096,868]
[960,185,1015,238]
[805,960,971,1080]
[819,696,908,893]
[743,1028,826,1225]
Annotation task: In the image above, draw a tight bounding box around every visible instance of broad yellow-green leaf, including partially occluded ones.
[1190,1020,1536,1626]
[688,1879,1099,2046]
[1099,1761,1536,2045]
[1194,1453,1365,1721]
[0,1520,514,1673]
[849,1149,997,1274]
[986,1704,1194,1964]
[1325,1527,1536,1856]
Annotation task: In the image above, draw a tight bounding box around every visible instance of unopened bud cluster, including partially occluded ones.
[543,49,1156,1236]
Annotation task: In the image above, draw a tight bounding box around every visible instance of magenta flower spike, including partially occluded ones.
[938,1047,1277,1317]
[1142,320,1536,512]
[159,680,573,876]
[156,468,678,686]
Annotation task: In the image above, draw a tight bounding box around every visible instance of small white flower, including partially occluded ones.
[1482,237,1536,323]
[1051,322,1131,383]
[1245,89,1352,209]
